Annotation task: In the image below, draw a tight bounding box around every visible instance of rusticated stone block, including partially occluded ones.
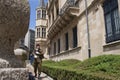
[0,59,10,68]
[0,68,28,80]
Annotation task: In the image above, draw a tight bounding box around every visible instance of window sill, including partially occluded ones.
[103,40,120,51]
[103,40,120,47]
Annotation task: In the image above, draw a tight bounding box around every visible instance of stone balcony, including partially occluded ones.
[48,0,79,39]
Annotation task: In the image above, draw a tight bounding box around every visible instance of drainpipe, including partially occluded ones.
[85,0,91,58]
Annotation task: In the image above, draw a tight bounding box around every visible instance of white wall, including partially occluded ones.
[24,30,29,48]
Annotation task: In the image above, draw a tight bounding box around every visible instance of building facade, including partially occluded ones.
[35,0,48,54]
[47,0,120,61]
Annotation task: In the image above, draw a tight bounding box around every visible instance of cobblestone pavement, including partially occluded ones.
[26,64,53,80]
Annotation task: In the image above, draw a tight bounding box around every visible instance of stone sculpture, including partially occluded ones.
[0,0,30,67]
[0,0,30,79]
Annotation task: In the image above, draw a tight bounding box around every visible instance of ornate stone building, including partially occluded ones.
[35,0,47,54]
[47,0,120,61]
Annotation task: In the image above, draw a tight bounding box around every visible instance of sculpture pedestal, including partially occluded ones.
[0,58,29,79]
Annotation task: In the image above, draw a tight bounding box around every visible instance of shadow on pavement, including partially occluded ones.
[29,72,35,80]
[29,72,49,80]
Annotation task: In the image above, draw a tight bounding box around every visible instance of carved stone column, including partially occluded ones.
[0,0,30,68]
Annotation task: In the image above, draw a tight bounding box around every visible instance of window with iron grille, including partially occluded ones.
[73,26,78,48]
[54,42,56,55]
[58,39,60,53]
[103,0,120,43]
[65,33,69,50]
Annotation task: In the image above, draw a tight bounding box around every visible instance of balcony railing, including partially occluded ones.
[60,0,78,15]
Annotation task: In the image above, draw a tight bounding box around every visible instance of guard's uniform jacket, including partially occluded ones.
[34,48,44,77]
[34,48,44,61]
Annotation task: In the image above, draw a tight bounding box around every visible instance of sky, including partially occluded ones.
[29,0,48,30]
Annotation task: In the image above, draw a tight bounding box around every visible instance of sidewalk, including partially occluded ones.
[35,72,53,80]
[26,64,53,80]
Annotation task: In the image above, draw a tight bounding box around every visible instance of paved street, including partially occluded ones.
[26,64,53,80]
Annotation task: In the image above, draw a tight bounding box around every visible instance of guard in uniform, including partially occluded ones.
[34,44,44,78]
